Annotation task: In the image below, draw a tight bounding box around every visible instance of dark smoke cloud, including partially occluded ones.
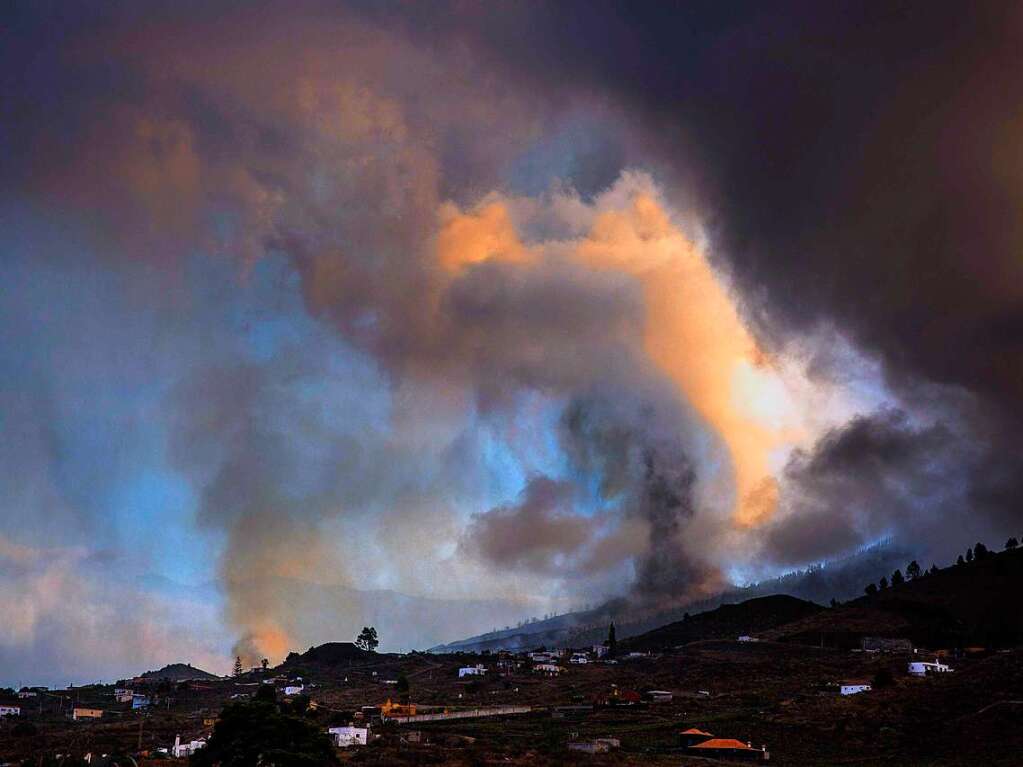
[5,0,1023,665]
[418,1,1023,565]
[558,392,718,605]
[461,477,603,575]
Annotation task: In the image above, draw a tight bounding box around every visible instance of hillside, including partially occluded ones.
[282,642,371,667]
[764,545,1023,648]
[137,663,220,682]
[621,595,823,651]
[432,539,909,652]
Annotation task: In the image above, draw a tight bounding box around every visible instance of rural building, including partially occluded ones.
[908,660,953,676]
[17,689,37,699]
[329,726,369,747]
[680,728,714,747]
[861,636,913,653]
[381,699,416,717]
[840,681,872,695]
[72,708,103,720]
[132,693,151,709]
[532,662,561,676]
[689,738,769,761]
[114,688,133,703]
[171,735,207,757]
[738,635,760,642]
[592,644,608,658]
[646,690,673,703]
[0,705,21,717]
[569,653,589,664]
[284,684,304,695]
[458,664,486,678]
[568,738,620,754]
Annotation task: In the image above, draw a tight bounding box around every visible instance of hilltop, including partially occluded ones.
[764,544,1023,648]
[281,642,371,667]
[137,663,221,682]
[621,594,823,651]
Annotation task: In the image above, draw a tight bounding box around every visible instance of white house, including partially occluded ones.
[458,664,486,678]
[569,653,589,665]
[592,644,608,658]
[908,660,953,677]
[18,690,37,699]
[737,635,760,643]
[0,705,21,717]
[329,726,369,747]
[114,688,133,703]
[171,735,207,758]
[530,651,555,663]
[646,690,673,703]
[840,681,872,696]
[284,685,304,696]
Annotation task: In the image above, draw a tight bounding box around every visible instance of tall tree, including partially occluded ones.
[864,583,878,596]
[607,621,617,658]
[356,626,379,652]
[974,542,989,559]
[966,547,974,563]
[906,560,921,580]
[891,569,904,586]
[233,656,243,677]
[1006,537,1019,550]
[191,701,338,767]
[261,658,269,672]
[879,576,889,590]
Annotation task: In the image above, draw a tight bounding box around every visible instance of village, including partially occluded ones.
[1,624,1012,766]
[3,544,1022,765]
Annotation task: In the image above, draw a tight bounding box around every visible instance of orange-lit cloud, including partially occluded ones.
[437,175,799,527]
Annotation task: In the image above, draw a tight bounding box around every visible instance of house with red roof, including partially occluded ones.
[688,737,769,761]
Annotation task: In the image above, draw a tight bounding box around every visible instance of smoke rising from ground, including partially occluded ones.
[3,1,1022,671]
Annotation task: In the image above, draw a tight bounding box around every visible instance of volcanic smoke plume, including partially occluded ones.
[3,1,1022,665]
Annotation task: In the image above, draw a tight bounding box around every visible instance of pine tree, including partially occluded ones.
[966,547,974,563]
[607,621,617,658]
[974,542,988,559]
[929,564,939,575]
[864,583,878,596]
[233,656,243,677]
[1006,537,1019,550]
[906,560,921,580]
[957,554,965,566]
[879,576,889,590]
[891,569,904,586]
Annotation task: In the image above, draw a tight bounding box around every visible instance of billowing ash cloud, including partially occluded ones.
[3,0,1022,674]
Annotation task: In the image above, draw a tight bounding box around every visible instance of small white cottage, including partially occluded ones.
[840,681,872,695]
[329,726,369,747]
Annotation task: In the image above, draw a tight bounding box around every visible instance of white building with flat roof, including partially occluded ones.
[329,726,369,747]
[840,681,871,695]
[908,660,952,676]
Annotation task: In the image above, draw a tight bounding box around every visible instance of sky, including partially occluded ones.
[2,1,1022,686]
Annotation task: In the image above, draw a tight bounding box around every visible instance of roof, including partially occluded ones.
[681,728,714,736]
[691,738,756,751]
